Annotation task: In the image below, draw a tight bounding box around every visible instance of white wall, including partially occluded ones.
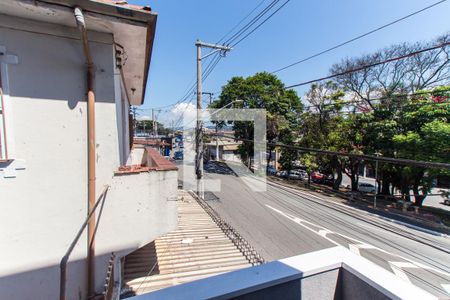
[0,19,176,300]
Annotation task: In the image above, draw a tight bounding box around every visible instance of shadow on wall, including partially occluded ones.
[121,241,160,298]
[0,249,133,300]
[3,26,116,109]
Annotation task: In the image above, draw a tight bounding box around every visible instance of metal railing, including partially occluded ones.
[102,252,116,300]
[59,185,109,300]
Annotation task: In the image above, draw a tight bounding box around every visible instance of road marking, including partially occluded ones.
[442,284,450,295]
[318,229,331,237]
[265,204,450,296]
[267,180,449,238]
[348,243,376,256]
[389,262,420,283]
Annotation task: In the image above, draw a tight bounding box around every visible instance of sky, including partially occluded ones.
[128,0,450,125]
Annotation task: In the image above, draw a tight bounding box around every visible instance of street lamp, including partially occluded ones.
[210,100,243,161]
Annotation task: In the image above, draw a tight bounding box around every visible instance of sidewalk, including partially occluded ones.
[269,176,450,235]
[121,190,258,298]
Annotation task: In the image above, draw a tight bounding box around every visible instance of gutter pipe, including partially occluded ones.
[74,7,97,298]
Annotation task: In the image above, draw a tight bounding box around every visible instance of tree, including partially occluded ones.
[329,34,449,197]
[135,120,172,136]
[279,128,297,176]
[330,33,449,111]
[300,82,347,190]
[212,72,302,168]
[299,153,318,185]
[390,87,450,206]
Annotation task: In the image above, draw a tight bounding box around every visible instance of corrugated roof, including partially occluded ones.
[121,191,252,297]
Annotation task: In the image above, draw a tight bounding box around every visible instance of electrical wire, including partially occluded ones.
[216,0,269,44]
[225,0,281,45]
[146,52,223,111]
[285,41,450,89]
[303,88,450,110]
[271,0,448,74]
[207,133,450,169]
[232,0,291,47]
[148,0,290,112]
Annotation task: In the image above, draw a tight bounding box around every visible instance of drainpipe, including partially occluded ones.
[74,7,96,298]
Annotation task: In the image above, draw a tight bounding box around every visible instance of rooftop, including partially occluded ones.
[0,0,157,105]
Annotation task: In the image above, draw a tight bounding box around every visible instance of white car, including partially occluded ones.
[358,182,376,193]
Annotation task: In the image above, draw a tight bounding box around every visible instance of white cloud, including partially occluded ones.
[136,115,151,121]
[169,102,197,129]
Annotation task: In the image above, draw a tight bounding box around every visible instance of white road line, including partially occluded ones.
[348,243,376,256]
[442,284,450,295]
[266,204,450,294]
[268,181,449,238]
[390,262,414,283]
[318,229,331,237]
[266,204,340,247]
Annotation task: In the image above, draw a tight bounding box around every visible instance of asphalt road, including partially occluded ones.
[187,163,450,298]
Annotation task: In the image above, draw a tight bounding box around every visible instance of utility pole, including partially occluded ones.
[202,92,214,105]
[374,152,381,208]
[131,106,137,136]
[202,91,218,161]
[151,108,155,137]
[155,112,158,137]
[195,40,231,198]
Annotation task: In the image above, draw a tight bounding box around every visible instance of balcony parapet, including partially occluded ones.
[115,147,177,175]
[127,246,437,300]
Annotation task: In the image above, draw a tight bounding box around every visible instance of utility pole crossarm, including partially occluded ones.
[195,40,233,51]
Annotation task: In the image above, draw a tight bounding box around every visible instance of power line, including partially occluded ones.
[232,0,291,47]
[271,0,448,74]
[145,53,223,110]
[148,0,289,112]
[303,88,450,110]
[225,0,281,45]
[216,0,269,44]
[285,41,450,89]
[208,133,450,169]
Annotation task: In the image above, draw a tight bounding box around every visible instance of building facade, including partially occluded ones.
[0,1,177,299]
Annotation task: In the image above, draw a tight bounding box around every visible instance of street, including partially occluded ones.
[195,165,450,298]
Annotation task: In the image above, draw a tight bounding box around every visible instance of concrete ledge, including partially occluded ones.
[128,246,437,300]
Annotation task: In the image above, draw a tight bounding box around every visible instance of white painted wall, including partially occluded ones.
[0,18,176,300]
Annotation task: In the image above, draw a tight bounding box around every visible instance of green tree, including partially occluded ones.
[136,120,172,136]
[390,88,450,206]
[212,72,302,168]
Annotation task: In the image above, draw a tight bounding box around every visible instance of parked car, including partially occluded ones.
[311,171,325,183]
[323,174,334,186]
[292,169,308,178]
[174,151,183,160]
[288,170,303,180]
[276,170,288,178]
[358,182,376,193]
[444,199,450,206]
[267,166,277,175]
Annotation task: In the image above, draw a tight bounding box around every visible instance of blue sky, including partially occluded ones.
[128,0,450,125]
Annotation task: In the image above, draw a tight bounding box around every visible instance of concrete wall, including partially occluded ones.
[0,18,176,300]
[132,247,437,300]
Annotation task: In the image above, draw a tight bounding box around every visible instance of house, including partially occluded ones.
[205,140,241,162]
[0,1,178,299]
[204,130,241,162]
